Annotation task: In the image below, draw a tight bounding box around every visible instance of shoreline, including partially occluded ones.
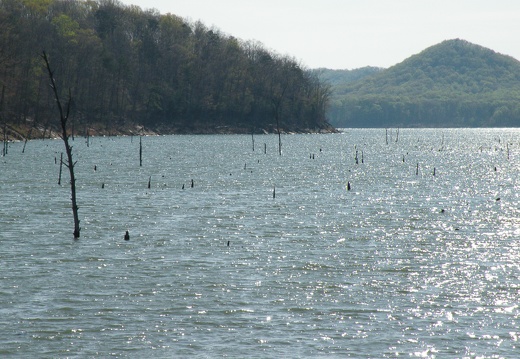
[1,121,339,142]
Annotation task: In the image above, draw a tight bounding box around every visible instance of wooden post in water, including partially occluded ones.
[2,123,6,157]
[139,136,143,167]
[1,85,6,157]
[58,152,63,185]
[148,176,151,189]
[273,87,286,156]
[277,130,282,156]
[22,127,33,153]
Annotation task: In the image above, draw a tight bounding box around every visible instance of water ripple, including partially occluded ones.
[2,129,520,357]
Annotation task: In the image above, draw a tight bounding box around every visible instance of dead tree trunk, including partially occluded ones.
[22,126,33,153]
[2,123,6,157]
[272,84,287,156]
[1,85,6,157]
[42,51,80,238]
[276,113,282,156]
[139,136,143,167]
[58,152,63,185]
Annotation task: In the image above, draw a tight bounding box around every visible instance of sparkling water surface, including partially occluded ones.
[2,129,520,358]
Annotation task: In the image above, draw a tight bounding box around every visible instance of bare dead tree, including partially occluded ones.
[42,51,80,238]
[139,136,142,166]
[22,126,33,153]
[1,85,6,157]
[2,123,6,157]
[58,152,63,185]
[272,84,287,156]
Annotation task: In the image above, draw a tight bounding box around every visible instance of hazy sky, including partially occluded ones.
[119,0,520,70]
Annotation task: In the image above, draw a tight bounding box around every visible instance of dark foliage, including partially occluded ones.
[0,0,331,134]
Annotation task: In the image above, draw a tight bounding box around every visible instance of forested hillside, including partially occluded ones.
[0,0,332,138]
[312,67,383,88]
[328,39,520,127]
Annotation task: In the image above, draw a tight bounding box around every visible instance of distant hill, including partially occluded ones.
[312,67,383,87]
[326,39,520,127]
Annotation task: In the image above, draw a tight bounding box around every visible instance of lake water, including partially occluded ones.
[2,128,520,358]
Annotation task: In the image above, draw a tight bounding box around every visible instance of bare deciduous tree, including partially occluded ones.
[42,51,80,238]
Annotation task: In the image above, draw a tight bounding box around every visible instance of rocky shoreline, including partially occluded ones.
[2,121,339,142]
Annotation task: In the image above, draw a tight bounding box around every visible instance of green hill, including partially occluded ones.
[328,39,520,127]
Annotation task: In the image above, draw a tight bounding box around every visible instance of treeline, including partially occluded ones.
[327,39,520,128]
[313,67,382,90]
[332,96,520,128]
[0,0,331,134]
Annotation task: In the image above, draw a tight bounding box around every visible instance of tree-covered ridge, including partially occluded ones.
[0,0,332,136]
[312,67,383,88]
[329,39,520,128]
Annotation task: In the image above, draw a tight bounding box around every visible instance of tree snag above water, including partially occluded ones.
[42,51,81,239]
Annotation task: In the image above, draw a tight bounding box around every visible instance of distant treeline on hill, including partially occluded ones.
[320,39,520,128]
[0,0,331,134]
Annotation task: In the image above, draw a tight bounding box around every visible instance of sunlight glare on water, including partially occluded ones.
[2,129,520,357]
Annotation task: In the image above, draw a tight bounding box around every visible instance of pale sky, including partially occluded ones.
[119,0,520,70]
